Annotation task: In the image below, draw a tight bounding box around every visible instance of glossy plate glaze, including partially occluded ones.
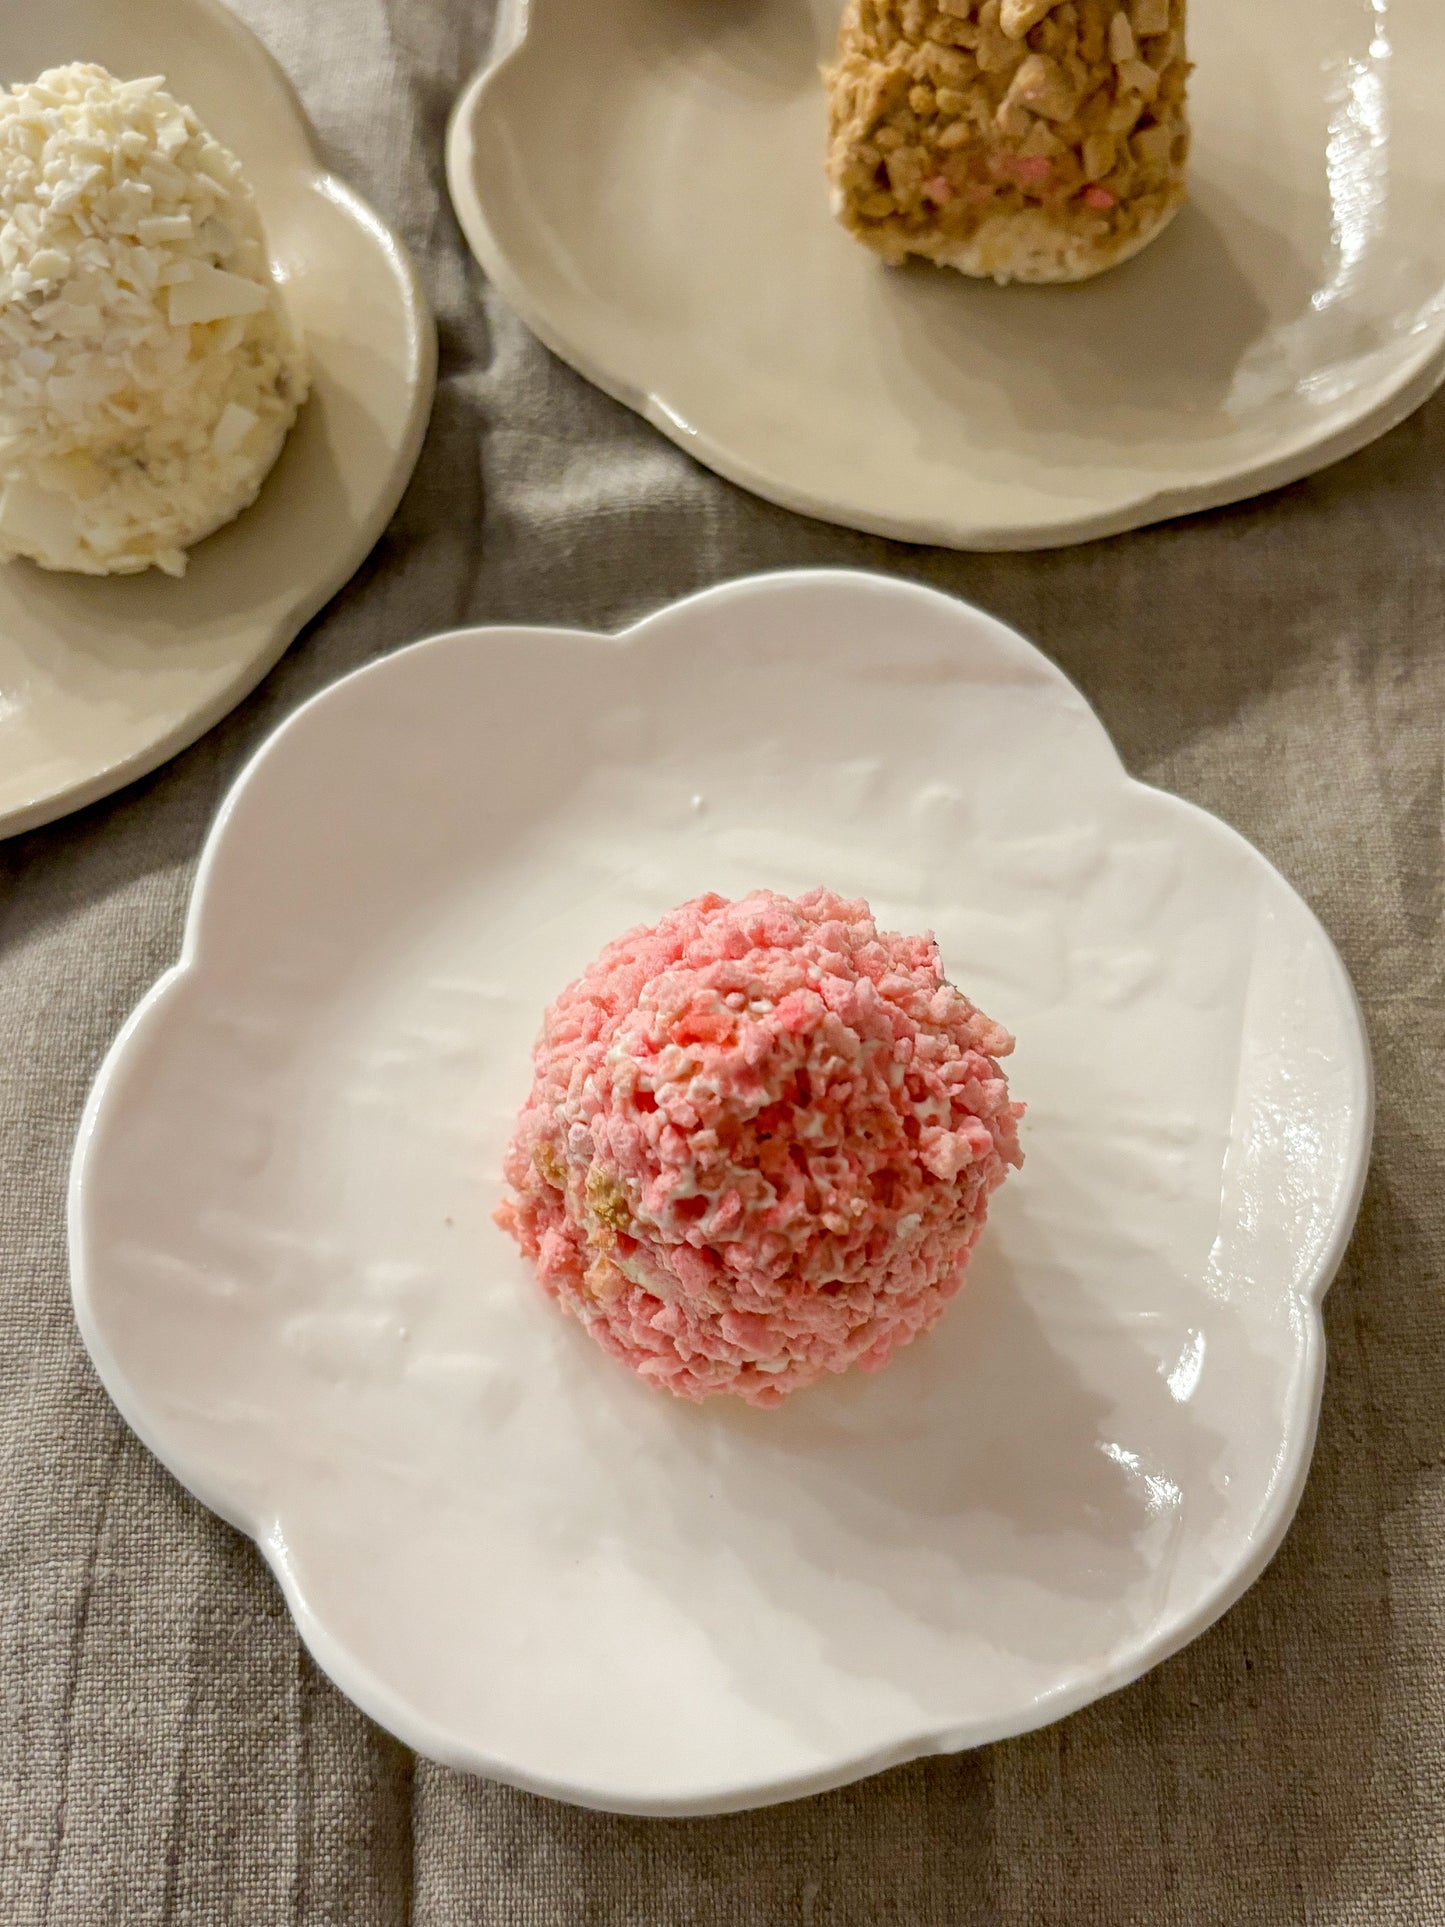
[0,0,436,838]
[70,571,1371,1815]
[446,0,1445,550]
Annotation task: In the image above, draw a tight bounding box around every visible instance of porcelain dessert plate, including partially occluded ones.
[0,0,436,839]
[70,571,1371,1815]
[447,0,1445,550]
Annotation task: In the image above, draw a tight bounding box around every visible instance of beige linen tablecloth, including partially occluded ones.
[3,4,1443,1920]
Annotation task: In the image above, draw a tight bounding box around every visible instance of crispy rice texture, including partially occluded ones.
[826,0,1189,282]
[496,890,1024,1407]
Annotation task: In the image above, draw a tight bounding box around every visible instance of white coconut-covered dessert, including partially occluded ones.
[0,63,308,577]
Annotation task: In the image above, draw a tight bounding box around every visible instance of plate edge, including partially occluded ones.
[65,570,1374,1814]
[0,5,439,842]
[442,37,1445,554]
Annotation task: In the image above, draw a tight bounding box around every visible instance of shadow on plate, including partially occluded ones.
[875,185,1328,467]
[549,1179,1239,1759]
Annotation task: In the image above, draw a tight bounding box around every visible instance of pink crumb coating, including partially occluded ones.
[494,889,1023,1408]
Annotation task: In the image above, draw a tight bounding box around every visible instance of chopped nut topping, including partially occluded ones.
[1019,118,1063,156]
[1081,130,1117,178]
[1002,51,1078,120]
[975,0,1027,70]
[826,0,1190,278]
[1115,56,1160,98]
[1108,11,1137,62]
[1132,120,1174,164]
[999,0,1061,36]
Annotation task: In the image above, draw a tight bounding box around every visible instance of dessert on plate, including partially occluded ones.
[826,0,1189,283]
[496,889,1023,1407]
[0,63,308,576]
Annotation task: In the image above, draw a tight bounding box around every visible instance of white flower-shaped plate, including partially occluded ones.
[0,0,436,839]
[70,571,1371,1815]
[446,0,1445,550]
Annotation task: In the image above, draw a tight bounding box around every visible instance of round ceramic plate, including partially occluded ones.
[70,571,1371,1815]
[0,0,436,839]
[446,0,1445,550]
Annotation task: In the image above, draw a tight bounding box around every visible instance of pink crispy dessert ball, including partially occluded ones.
[495,889,1023,1407]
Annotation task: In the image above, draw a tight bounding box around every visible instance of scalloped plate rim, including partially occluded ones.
[68,569,1374,1814]
[443,7,1445,554]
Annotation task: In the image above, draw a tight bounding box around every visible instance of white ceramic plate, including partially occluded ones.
[446,0,1445,550]
[0,0,436,839]
[70,571,1371,1815]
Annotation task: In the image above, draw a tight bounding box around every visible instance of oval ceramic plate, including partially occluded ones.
[446,0,1445,550]
[70,571,1371,1815]
[0,0,436,839]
